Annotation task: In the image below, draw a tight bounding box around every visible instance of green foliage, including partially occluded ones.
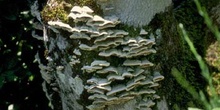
[171,67,200,100]
[175,0,220,110]
[152,3,205,109]
[0,0,50,109]
[174,0,207,56]
[194,0,220,41]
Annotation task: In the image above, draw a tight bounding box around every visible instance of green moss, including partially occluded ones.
[116,24,141,37]
[174,1,207,55]
[152,0,220,109]
[41,1,69,23]
[148,1,209,109]
[200,0,220,10]
[74,0,96,6]
[41,0,102,23]
[172,104,180,110]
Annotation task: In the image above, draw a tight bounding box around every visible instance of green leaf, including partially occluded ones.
[188,107,202,110]
[171,67,199,100]
[213,108,220,110]
[28,75,34,81]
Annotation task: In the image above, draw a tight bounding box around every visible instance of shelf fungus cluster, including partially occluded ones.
[48,6,164,110]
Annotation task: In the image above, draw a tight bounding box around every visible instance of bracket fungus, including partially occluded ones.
[45,6,164,110]
[69,6,94,22]
[153,71,164,82]
[73,49,81,56]
[140,29,148,35]
[48,21,73,32]
[70,32,91,40]
[137,99,155,109]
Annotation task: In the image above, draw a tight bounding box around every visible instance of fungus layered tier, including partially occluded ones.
[48,6,164,110]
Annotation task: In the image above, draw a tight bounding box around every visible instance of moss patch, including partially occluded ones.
[152,0,220,109]
[41,1,70,23]
[148,1,210,109]
[116,24,141,37]
[41,0,102,23]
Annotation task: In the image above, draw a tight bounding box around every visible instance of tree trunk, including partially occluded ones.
[32,0,220,110]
